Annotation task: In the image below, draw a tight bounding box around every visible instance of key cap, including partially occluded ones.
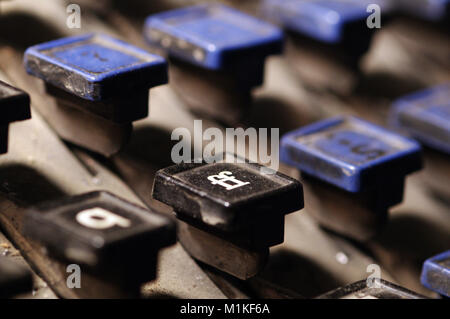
[390,84,450,198]
[24,191,176,290]
[421,250,450,297]
[281,116,422,240]
[317,279,425,299]
[24,33,168,155]
[262,0,394,94]
[144,4,284,124]
[152,153,303,279]
[0,80,31,154]
[0,257,33,298]
[263,0,392,44]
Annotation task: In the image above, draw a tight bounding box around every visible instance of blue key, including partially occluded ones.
[399,0,449,21]
[421,250,450,297]
[0,80,31,154]
[390,84,450,155]
[144,4,284,70]
[262,0,393,43]
[281,116,422,240]
[24,33,168,101]
[280,116,422,193]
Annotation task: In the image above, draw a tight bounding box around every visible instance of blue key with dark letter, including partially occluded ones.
[0,80,31,154]
[391,84,450,198]
[24,34,168,155]
[143,4,284,124]
[421,250,450,297]
[25,33,167,101]
[144,3,283,71]
[262,0,393,44]
[261,0,394,94]
[391,84,450,154]
[281,116,422,240]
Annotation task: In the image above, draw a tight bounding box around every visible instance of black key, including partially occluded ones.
[0,80,31,154]
[24,191,176,288]
[317,279,425,299]
[0,257,33,298]
[152,153,303,279]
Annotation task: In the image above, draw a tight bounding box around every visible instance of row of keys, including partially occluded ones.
[7,150,444,297]
[1,2,448,299]
[2,75,448,288]
[2,68,448,298]
[18,3,450,132]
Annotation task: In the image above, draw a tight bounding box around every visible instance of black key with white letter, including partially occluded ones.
[24,191,176,288]
[152,153,303,279]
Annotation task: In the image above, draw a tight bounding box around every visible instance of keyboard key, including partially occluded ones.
[391,84,450,155]
[318,279,425,299]
[152,153,303,279]
[153,154,303,234]
[143,4,283,124]
[280,116,422,240]
[23,34,168,155]
[263,0,393,44]
[24,191,176,287]
[0,80,31,125]
[24,33,167,101]
[391,84,450,198]
[421,250,450,297]
[0,80,31,154]
[144,3,284,71]
[281,116,422,193]
[0,257,33,298]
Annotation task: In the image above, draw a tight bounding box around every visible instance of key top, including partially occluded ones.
[391,84,450,155]
[390,84,450,198]
[24,34,168,155]
[144,4,284,124]
[281,116,422,240]
[24,191,176,289]
[24,33,167,101]
[0,257,33,298]
[263,0,391,44]
[421,250,450,297]
[318,279,425,299]
[144,4,283,70]
[152,153,303,279]
[0,80,31,154]
[262,0,394,94]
